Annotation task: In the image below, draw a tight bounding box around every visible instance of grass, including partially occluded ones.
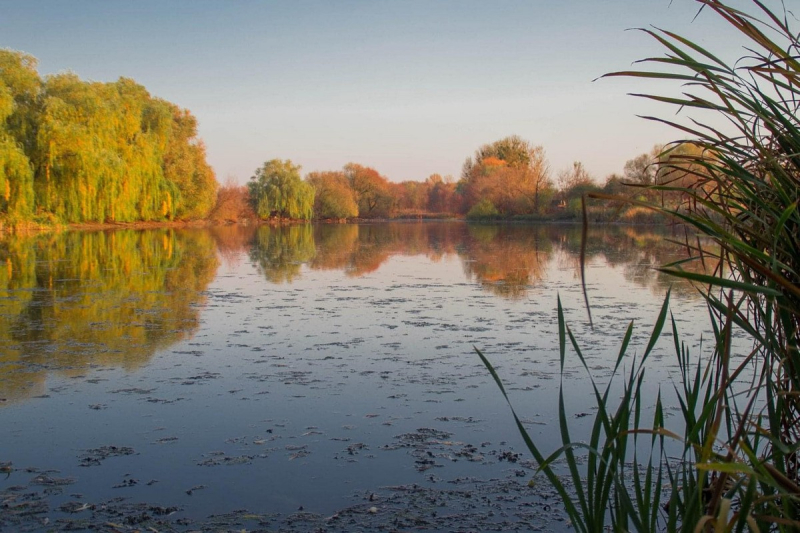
[478,1,800,530]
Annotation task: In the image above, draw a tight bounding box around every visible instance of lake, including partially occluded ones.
[0,222,719,531]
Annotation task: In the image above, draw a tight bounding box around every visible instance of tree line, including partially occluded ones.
[1,47,696,228]
[0,49,217,227]
[225,134,701,223]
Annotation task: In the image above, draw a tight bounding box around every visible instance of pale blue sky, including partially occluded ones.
[1,1,748,183]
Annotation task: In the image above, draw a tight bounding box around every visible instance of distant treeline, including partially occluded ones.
[222,136,703,224]
[0,49,217,227]
[1,48,700,229]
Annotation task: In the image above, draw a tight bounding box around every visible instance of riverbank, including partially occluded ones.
[0,209,674,236]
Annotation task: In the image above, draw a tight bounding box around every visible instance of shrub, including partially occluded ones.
[466,198,500,219]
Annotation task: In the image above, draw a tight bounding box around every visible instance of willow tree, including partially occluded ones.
[0,50,38,223]
[248,159,314,220]
[0,83,33,222]
[37,73,110,221]
[0,50,40,156]
[0,49,218,224]
[108,78,177,222]
[162,105,217,220]
[37,75,177,222]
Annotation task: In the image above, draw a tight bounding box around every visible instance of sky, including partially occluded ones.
[0,0,750,184]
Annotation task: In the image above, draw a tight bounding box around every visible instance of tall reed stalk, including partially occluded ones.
[479,0,800,530]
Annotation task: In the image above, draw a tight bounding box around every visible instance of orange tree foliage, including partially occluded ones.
[369,174,459,216]
[343,163,394,218]
[306,170,358,219]
[459,136,553,216]
[209,176,255,223]
[425,175,458,213]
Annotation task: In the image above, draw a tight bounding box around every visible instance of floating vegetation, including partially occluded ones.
[79,446,136,467]
[0,224,710,530]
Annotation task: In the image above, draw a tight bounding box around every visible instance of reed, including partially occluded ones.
[479,1,800,530]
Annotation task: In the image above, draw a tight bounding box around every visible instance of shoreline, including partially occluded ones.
[1,215,675,235]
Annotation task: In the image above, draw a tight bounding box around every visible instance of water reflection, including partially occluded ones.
[249,224,315,283]
[0,230,219,402]
[0,221,713,527]
[246,222,702,298]
[0,222,702,402]
[461,225,554,298]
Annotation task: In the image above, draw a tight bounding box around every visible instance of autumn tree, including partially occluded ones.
[655,143,708,188]
[343,163,394,218]
[653,142,712,208]
[557,161,600,215]
[624,149,660,186]
[209,175,255,223]
[0,50,40,156]
[460,135,552,215]
[248,159,314,220]
[602,173,628,195]
[0,81,33,221]
[162,105,218,220]
[0,49,219,225]
[36,75,174,222]
[426,174,457,214]
[0,50,38,222]
[393,180,429,213]
[306,170,358,219]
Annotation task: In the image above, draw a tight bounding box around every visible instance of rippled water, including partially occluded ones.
[0,222,725,531]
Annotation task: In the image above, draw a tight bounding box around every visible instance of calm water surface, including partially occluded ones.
[0,222,720,530]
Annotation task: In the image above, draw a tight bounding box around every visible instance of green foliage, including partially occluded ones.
[478,295,672,533]
[249,159,314,220]
[466,198,499,219]
[0,51,37,223]
[623,146,663,186]
[0,83,33,222]
[162,106,217,219]
[478,293,800,532]
[0,49,217,226]
[462,134,539,178]
[249,224,316,283]
[37,74,173,222]
[604,0,800,469]
[0,49,40,156]
[306,171,358,219]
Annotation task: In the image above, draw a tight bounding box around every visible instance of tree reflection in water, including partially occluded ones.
[0,229,219,402]
[249,225,316,283]
[0,223,705,403]
[244,222,704,300]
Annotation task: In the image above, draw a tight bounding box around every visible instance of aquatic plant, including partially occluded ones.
[479,0,800,530]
